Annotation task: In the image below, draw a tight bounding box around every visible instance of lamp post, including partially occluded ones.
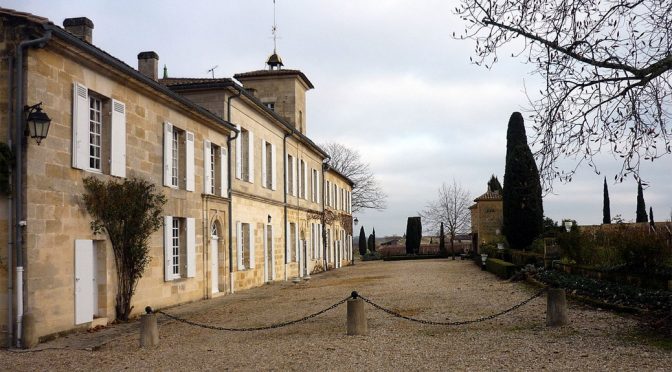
[24,102,51,145]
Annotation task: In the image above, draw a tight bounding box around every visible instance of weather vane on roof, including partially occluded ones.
[272,0,278,53]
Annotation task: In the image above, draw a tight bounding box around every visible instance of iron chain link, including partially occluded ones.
[156,296,350,332]
[358,287,548,326]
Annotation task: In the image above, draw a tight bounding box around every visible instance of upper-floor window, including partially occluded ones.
[72,82,126,177]
[235,126,254,183]
[299,160,307,199]
[311,168,319,203]
[287,154,296,196]
[261,140,276,190]
[204,141,228,197]
[163,122,194,191]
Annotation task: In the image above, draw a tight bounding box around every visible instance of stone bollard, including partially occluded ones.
[346,292,368,336]
[546,288,568,327]
[22,313,39,349]
[140,307,159,348]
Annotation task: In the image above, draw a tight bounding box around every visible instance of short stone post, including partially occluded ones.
[140,306,159,348]
[347,292,367,336]
[546,288,568,327]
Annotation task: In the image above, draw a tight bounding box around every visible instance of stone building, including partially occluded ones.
[0,8,353,347]
[469,180,503,253]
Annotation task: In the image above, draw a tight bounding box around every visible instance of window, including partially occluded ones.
[289,222,297,262]
[264,102,275,111]
[163,216,195,281]
[235,126,254,183]
[261,140,276,190]
[326,181,331,207]
[299,160,307,199]
[163,122,195,191]
[72,82,126,177]
[236,222,255,270]
[287,155,296,196]
[311,169,319,203]
[204,141,228,197]
[333,183,337,208]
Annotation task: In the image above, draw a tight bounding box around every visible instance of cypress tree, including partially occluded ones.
[358,226,367,256]
[649,207,654,227]
[439,222,447,257]
[636,180,647,223]
[602,177,611,224]
[405,217,422,254]
[502,112,544,249]
[370,228,376,252]
[487,174,502,192]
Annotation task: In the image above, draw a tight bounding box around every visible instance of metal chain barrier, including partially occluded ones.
[357,287,548,326]
[154,296,351,332]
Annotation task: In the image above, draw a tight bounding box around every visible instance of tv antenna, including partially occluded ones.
[207,65,218,78]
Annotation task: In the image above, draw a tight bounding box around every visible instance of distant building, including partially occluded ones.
[469,180,503,253]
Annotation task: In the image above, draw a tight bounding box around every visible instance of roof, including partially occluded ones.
[233,69,314,89]
[474,189,502,202]
[326,166,355,187]
[0,7,236,134]
[159,76,329,158]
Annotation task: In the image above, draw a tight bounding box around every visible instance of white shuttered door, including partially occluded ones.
[186,217,196,277]
[164,216,173,281]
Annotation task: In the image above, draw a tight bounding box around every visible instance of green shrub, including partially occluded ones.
[486,258,517,279]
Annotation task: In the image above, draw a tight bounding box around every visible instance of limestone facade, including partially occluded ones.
[469,188,503,253]
[0,8,353,346]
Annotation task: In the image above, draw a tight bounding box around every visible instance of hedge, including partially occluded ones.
[486,258,517,279]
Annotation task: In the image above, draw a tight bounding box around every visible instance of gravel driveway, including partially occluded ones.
[1,259,669,371]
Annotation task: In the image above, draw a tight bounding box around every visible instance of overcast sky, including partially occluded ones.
[9,0,672,236]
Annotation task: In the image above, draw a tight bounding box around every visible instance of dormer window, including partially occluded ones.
[264,102,275,111]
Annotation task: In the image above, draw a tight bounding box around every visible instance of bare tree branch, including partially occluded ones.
[321,142,387,212]
[419,180,471,253]
[456,0,672,191]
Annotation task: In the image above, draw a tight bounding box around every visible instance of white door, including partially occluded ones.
[265,225,273,282]
[75,240,94,325]
[211,236,219,294]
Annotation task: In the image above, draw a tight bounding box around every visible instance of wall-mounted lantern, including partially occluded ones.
[24,102,51,145]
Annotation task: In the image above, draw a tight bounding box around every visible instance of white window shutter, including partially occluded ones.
[249,225,255,269]
[248,131,254,183]
[294,222,299,262]
[220,147,228,197]
[235,125,242,180]
[316,171,320,203]
[163,122,173,187]
[186,217,196,277]
[285,220,290,262]
[236,222,243,270]
[164,216,173,281]
[110,99,126,178]
[72,82,88,169]
[292,157,297,196]
[204,140,212,194]
[185,131,195,191]
[271,143,277,191]
[261,139,267,188]
[303,161,308,199]
[285,155,289,194]
[318,223,323,258]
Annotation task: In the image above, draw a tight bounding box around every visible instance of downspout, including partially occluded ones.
[282,130,293,281]
[13,30,52,348]
[321,157,330,271]
[226,90,241,294]
[6,55,13,347]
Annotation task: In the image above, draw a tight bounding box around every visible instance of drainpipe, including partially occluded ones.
[226,90,241,294]
[321,157,330,271]
[282,130,293,281]
[13,30,52,348]
[6,55,13,347]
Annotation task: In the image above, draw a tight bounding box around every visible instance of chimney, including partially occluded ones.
[137,51,159,81]
[63,17,94,43]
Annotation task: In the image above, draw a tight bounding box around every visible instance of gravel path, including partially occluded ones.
[1,259,669,371]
